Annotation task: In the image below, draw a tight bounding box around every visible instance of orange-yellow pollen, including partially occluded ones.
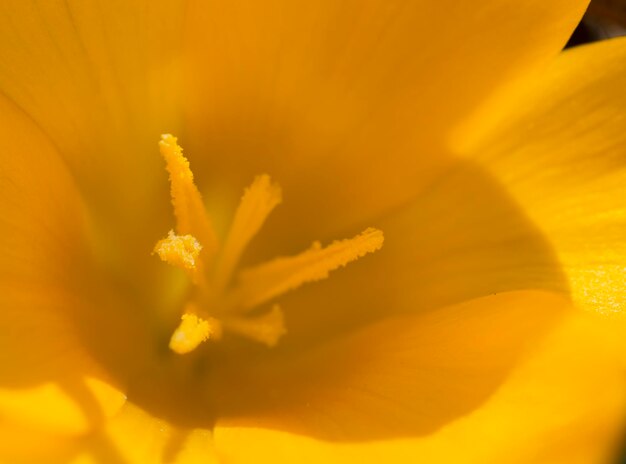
[169,313,222,355]
[154,134,384,355]
[153,230,202,277]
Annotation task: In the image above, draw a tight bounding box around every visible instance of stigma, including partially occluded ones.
[154,134,384,354]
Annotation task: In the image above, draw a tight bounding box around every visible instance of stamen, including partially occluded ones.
[231,228,384,311]
[213,175,282,291]
[160,134,218,261]
[153,230,203,282]
[153,135,385,354]
[222,305,286,347]
[169,312,222,354]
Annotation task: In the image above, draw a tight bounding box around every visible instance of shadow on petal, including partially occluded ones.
[266,160,568,351]
[210,291,570,441]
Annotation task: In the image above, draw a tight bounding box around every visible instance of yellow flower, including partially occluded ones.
[0,0,625,462]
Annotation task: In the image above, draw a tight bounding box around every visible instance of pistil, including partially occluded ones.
[160,134,219,262]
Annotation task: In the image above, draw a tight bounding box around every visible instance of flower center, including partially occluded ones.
[153,134,384,354]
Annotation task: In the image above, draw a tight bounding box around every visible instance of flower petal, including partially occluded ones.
[183,0,589,247]
[0,420,76,463]
[212,292,626,463]
[455,36,626,320]
[0,1,186,285]
[0,0,184,160]
[69,403,220,464]
[0,96,126,434]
